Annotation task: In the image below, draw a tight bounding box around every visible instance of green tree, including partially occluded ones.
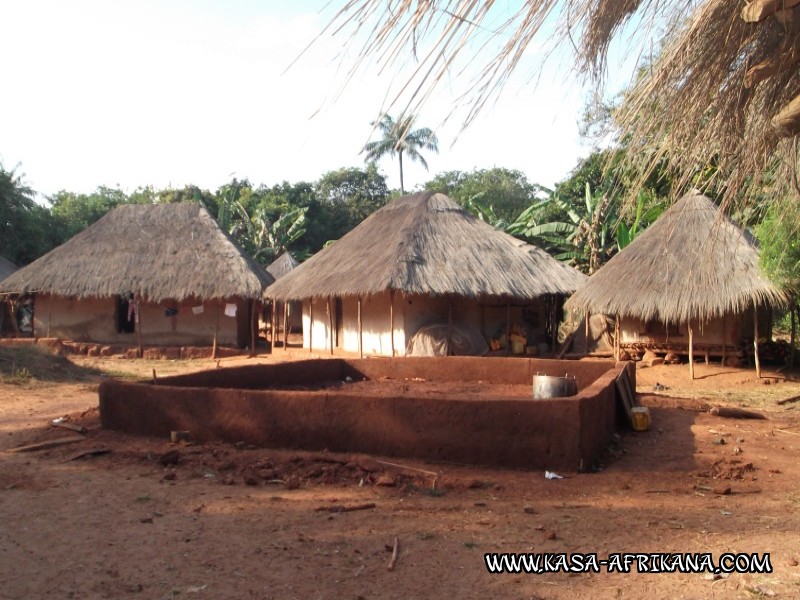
[425,167,549,223]
[315,164,389,231]
[362,114,438,194]
[48,186,130,242]
[0,164,58,265]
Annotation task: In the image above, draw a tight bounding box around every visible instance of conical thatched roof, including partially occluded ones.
[0,256,17,282]
[266,252,299,280]
[266,192,586,301]
[565,192,786,323]
[0,203,273,301]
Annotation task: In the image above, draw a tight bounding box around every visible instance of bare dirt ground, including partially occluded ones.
[1,346,800,599]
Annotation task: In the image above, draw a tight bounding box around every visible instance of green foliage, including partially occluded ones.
[426,167,549,223]
[757,201,800,295]
[0,164,58,265]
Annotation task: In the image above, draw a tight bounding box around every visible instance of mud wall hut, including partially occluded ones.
[565,192,786,377]
[0,203,273,349]
[266,192,586,357]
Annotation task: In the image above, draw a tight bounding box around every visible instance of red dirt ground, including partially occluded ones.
[1,351,799,599]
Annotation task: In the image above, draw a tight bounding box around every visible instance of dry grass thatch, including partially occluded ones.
[564,192,787,323]
[266,252,299,280]
[0,203,273,302]
[266,191,586,301]
[0,256,17,282]
[326,1,800,206]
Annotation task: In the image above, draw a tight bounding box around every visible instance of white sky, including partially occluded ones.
[0,0,640,199]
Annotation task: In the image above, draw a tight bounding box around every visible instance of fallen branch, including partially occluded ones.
[63,447,110,462]
[709,407,767,420]
[387,537,399,571]
[51,421,87,434]
[777,395,800,406]
[314,502,376,513]
[775,428,800,436]
[7,436,85,453]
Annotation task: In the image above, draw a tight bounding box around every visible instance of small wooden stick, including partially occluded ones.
[387,537,399,571]
[314,502,376,513]
[152,368,157,384]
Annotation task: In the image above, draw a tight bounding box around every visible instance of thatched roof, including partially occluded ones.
[0,203,273,301]
[266,192,586,301]
[0,256,17,282]
[266,252,299,280]
[564,192,787,323]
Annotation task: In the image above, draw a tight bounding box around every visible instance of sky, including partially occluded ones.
[0,1,640,199]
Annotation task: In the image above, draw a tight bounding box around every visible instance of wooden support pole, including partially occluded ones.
[358,296,363,358]
[271,301,278,354]
[212,300,219,360]
[791,301,796,369]
[688,321,694,380]
[550,297,557,352]
[309,298,314,353]
[754,304,762,378]
[283,301,289,351]
[722,315,727,366]
[47,292,53,338]
[505,298,511,356]
[614,314,620,361]
[447,296,453,356]
[389,290,395,357]
[328,296,334,355]
[250,299,257,357]
[584,311,590,354]
[136,297,143,358]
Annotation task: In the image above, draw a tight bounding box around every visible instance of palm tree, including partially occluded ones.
[362,114,438,194]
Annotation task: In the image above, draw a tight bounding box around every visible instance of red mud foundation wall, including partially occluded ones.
[100,358,629,471]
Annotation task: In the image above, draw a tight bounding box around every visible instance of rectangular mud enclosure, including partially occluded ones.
[99,357,631,471]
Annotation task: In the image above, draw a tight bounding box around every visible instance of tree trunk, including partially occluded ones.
[398,151,404,194]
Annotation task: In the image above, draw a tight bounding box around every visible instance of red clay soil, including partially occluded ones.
[1,358,800,599]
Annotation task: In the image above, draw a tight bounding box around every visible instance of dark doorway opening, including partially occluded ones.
[117,295,135,334]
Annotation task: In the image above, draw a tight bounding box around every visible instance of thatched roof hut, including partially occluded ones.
[266,252,299,280]
[565,192,785,323]
[267,192,586,302]
[565,192,786,377]
[266,192,585,357]
[0,256,17,283]
[0,203,273,301]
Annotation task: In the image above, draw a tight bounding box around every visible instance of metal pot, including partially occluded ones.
[532,373,578,399]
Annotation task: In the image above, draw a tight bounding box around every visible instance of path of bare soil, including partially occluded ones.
[1,349,799,599]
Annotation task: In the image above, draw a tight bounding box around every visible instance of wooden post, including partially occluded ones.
[249,299,257,357]
[47,292,53,338]
[136,297,143,358]
[309,298,314,353]
[389,290,395,357]
[688,321,694,380]
[328,296,334,355]
[212,300,219,360]
[283,301,289,351]
[358,296,363,358]
[754,304,762,378]
[271,300,278,354]
[722,315,727,366]
[550,297,557,352]
[791,299,796,370]
[447,296,453,356]
[614,315,620,361]
[505,298,511,356]
[584,311,590,354]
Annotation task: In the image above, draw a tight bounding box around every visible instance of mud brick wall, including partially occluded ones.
[99,357,629,471]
